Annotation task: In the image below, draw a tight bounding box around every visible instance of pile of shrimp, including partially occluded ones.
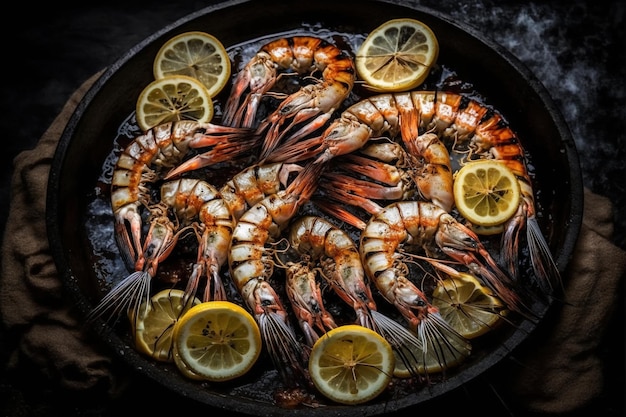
[87,34,562,401]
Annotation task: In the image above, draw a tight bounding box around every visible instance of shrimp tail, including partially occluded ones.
[86,270,152,327]
[369,310,427,379]
[258,312,309,387]
[501,202,562,295]
[416,311,472,375]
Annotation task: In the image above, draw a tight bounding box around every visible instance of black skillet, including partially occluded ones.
[46,0,583,415]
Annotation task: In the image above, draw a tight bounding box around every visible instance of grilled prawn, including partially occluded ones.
[275,92,454,211]
[87,203,182,327]
[160,178,234,304]
[359,200,531,321]
[227,161,323,385]
[111,120,254,264]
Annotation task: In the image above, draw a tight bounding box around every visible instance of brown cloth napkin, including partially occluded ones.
[1,72,127,398]
[1,74,625,414]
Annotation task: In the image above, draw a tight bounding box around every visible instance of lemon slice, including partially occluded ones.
[470,224,505,236]
[172,301,262,382]
[130,289,200,362]
[356,18,439,92]
[453,160,521,227]
[135,74,214,132]
[308,325,394,405]
[153,31,231,98]
[432,273,506,339]
[172,343,206,381]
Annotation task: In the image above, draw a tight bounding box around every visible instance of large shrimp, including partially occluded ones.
[111,120,254,265]
[282,256,338,347]
[314,134,451,229]
[224,36,355,156]
[160,178,234,304]
[227,161,323,385]
[287,215,438,378]
[87,202,182,327]
[423,91,561,293]
[359,200,532,323]
[274,92,454,210]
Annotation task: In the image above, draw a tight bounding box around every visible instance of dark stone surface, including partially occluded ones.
[1,0,624,416]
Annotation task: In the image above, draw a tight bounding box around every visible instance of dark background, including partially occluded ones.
[1,0,624,416]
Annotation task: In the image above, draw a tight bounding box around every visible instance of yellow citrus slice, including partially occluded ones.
[172,343,205,381]
[308,325,394,405]
[432,272,506,339]
[356,18,439,92]
[453,160,521,227]
[470,224,505,236]
[135,74,214,131]
[153,31,231,98]
[172,301,262,382]
[130,289,200,362]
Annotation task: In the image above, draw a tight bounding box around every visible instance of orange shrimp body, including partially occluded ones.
[223,36,355,158]
[423,92,560,293]
[111,120,201,268]
[360,200,531,320]
[160,178,234,303]
[227,162,322,385]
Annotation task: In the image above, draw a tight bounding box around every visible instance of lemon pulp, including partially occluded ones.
[172,300,262,382]
[308,325,394,404]
[153,31,231,97]
[433,273,506,339]
[135,74,213,131]
[130,289,200,362]
[453,160,521,227]
[356,18,439,92]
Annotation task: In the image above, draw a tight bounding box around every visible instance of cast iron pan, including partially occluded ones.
[46,0,583,415]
